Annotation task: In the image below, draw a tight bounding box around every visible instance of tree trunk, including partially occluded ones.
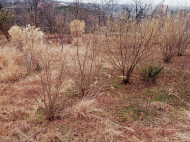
[123,78,130,84]
[123,65,134,84]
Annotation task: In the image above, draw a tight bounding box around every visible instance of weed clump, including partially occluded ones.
[139,64,164,84]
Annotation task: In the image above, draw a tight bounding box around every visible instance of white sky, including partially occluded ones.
[60,0,190,7]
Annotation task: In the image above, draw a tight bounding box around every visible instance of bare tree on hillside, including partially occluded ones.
[69,0,83,19]
[133,0,152,17]
[20,0,42,27]
[41,1,58,34]
[106,0,119,21]
[122,4,134,20]
[89,0,119,27]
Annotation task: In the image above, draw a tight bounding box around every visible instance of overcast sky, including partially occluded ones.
[60,0,190,7]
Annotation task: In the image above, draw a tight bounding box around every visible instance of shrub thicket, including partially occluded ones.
[160,11,190,62]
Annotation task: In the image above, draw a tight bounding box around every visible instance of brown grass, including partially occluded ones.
[72,99,102,119]
[1,12,190,141]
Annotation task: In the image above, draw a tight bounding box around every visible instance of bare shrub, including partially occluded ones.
[160,16,177,62]
[69,35,103,98]
[70,20,85,38]
[175,12,190,56]
[27,49,67,121]
[160,11,190,62]
[105,16,161,84]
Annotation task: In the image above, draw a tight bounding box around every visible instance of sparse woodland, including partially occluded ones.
[1,0,190,141]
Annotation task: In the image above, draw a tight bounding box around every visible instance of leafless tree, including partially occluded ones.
[19,0,42,27]
[88,0,119,28]
[133,0,152,17]
[41,1,58,34]
[56,9,71,52]
[106,0,119,21]
[122,4,134,20]
[89,3,106,27]
[69,0,83,19]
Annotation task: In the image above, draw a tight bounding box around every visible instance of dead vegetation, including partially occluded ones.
[160,11,190,62]
[1,9,190,142]
[104,16,161,84]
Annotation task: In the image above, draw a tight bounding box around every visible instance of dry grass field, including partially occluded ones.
[0,17,190,142]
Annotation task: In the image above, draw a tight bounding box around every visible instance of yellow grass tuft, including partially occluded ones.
[8,25,44,51]
[70,20,85,38]
[8,25,22,42]
[72,99,102,119]
[0,47,26,82]
[21,24,44,51]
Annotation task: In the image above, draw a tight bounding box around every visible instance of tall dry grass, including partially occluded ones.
[9,25,44,73]
[8,25,23,50]
[0,47,26,82]
[72,99,102,119]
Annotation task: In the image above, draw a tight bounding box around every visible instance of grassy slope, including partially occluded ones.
[0,36,190,142]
